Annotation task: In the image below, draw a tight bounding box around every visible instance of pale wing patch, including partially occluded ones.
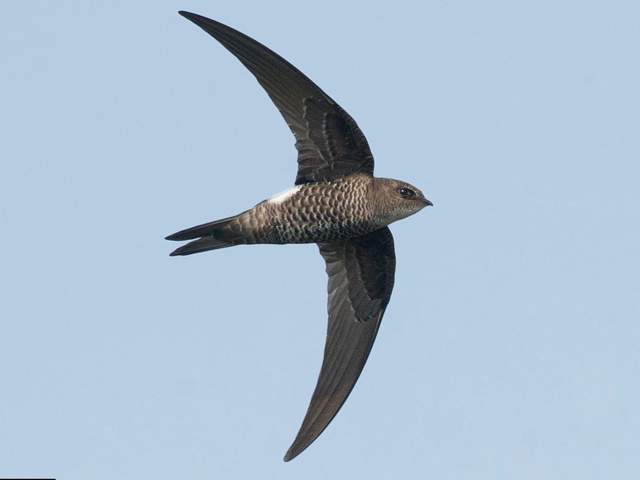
[268,185,302,204]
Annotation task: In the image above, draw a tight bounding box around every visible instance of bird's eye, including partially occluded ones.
[398,187,416,198]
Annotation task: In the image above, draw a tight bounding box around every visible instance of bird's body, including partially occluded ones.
[169,174,426,254]
[260,174,375,243]
[168,11,432,461]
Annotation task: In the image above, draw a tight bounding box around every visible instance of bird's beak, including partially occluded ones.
[422,198,433,207]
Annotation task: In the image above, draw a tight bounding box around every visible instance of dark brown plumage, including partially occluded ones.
[167,11,432,461]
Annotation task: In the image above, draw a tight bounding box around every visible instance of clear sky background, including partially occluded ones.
[1,1,639,478]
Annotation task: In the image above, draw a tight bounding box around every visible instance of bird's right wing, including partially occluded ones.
[179,11,375,185]
[284,227,396,461]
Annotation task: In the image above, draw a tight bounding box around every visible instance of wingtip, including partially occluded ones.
[178,11,202,25]
[283,439,311,462]
[282,449,296,462]
[177,10,229,32]
[178,10,206,24]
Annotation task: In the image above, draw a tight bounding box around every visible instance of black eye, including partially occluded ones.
[398,187,416,198]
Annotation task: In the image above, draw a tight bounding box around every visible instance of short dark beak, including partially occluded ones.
[422,198,433,207]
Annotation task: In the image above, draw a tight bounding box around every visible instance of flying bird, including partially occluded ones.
[167,11,432,461]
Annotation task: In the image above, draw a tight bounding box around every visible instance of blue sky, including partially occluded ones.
[1,1,639,478]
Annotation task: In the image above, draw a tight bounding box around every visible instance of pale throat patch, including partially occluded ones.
[267,185,302,204]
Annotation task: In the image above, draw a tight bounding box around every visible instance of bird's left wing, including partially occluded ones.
[284,227,396,461]
[178,11,374,185]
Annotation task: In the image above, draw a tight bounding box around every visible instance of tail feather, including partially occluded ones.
[165,209,249,241]
[166,210,250,256]
[169,236,233,256]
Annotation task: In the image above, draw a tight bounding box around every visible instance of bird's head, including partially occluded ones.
[373,178,432,225]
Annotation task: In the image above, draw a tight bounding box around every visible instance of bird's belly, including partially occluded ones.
[252,176,375,244]
[270,217,373,243]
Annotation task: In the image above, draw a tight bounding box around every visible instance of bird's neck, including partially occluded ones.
[370,177,396,227]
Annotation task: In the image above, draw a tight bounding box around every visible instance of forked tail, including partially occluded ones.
[165,210,250,256]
